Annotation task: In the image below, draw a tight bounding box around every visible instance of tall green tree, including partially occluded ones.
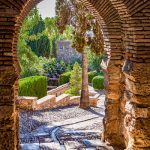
[45,17,59,57]
[17,35,41,78]
[17,7,49,77]
[26,9,50,57]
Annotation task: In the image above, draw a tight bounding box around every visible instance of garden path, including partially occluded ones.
[20,90,113,150]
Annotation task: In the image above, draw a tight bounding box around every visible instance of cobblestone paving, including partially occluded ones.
[20,91,114,150]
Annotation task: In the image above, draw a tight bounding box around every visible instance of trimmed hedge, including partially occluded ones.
[88,71,104,83]
[92,75,104,90]
[59,71,72,85]
[19,76,47,99]
[88,71,98,83]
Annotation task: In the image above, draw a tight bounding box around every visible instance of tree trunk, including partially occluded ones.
[80,48,89,109]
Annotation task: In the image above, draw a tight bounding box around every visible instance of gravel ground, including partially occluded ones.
[19,90,105,135]
[19,100,105,134]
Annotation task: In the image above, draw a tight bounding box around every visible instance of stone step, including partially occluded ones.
[40,142,61,150]
[36,95,56,110]
[55,94,70,107]
[21,142,62,150]
[64,141,86,149]
[83,140,113,150]
[21,143,40,150]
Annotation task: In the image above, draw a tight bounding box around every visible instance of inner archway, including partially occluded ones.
[14,0,125,148]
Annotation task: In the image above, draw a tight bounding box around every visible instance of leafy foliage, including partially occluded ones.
[41,58,66,78]
[65,87,78,96]
[17,36,42,78]
[88,71,98,83]
[19,7,51,58]
[27,15,50,57]
[92,75,104,90]
[17,8,50,77]
[87,50,103,72]
[27,34,50,57]
[56,0,104,54]
[18,7,74,78]
[66,62,82,95]
[19,76,47,98]
[59,71,72,85]
[44,17,74,57]
[56,0,71,34]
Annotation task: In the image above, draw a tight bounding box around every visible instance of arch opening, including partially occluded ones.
[15,0,126,149]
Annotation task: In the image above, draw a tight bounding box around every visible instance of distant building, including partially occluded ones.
[57,40,81,63]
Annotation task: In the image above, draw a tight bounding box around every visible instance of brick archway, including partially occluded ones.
[0,0,150,149]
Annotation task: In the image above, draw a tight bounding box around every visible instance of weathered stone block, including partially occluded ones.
[0,105,14,120]
[125,102,149,119]
[36,95,56,110]
[125,90,150,106]
[0,66,18,85]
[47,83,70,96]
[125,117,150,149]
[123,61,150,83]
[0,109,17,131]
[16,96,37,110]
[69,96,80,105]
[56,94,70,107]
[107,90,121,100]
[103,118,125,147]
[0,131,17,150]
[125,78,150,96]
[0,87,12,96]
[105,103,120,121]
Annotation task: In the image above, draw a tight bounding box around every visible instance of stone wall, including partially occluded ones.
[0,0,150,149]
[57,41,81,63]
[47,83,70,96]
[16,93,98,111]
[16,96,37,110]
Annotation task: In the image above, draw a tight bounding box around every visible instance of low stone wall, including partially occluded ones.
[69,95,98,107]
[17,84,99,111]
[17,94,99,111]
[55,94,70,107]
[69,96,80,105]
[16,96,37,110]
[47,83,70,97]
[90,94,100,107]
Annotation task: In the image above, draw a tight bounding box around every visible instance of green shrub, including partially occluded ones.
[87,50,103,72]
[69,62,82,95]
[65,87,78,96]
[92,75,104,90]
[97,71,104,76]
[88,71,98,83]
[59,72,72,85]
[19,76,47,99]
[42,58,66,78]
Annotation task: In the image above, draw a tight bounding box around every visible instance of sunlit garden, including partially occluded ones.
[18,7,104,99]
